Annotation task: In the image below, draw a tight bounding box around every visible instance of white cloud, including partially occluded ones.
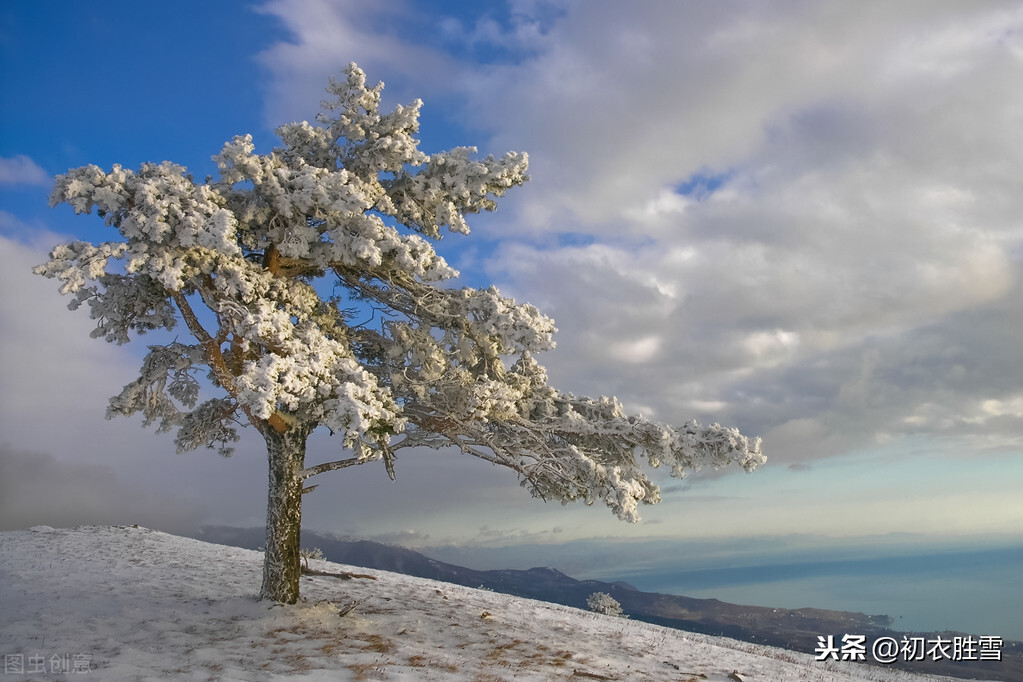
[253,0,459,129]
[743,330,800,369]
[0,155,50,185]
[465,2,1023,462]
[229,1,1023,505]
[979,396,1023,419]
[609,335,661,365]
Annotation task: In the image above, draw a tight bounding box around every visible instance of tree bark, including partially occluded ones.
[259,426,309,603]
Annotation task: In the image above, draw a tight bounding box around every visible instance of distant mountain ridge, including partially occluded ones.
[196,526,1022,681]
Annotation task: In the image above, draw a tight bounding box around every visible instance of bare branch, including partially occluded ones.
[300,456,372,480]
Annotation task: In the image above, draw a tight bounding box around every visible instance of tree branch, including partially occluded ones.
[170,289,289,435]
[262,242,281,275]
[399,408,552,501]
[300,456,371,480]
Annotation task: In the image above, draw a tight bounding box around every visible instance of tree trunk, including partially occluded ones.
[259,426,308,603]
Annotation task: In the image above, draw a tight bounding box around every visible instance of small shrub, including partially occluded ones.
[586,592,627,618]
[300,547,324,569]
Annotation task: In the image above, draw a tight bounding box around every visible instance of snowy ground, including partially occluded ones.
[0,525,981,681]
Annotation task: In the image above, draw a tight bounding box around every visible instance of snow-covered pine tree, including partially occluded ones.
[35,64,765,604]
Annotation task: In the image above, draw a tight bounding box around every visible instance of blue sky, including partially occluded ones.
[2,0,1023,620]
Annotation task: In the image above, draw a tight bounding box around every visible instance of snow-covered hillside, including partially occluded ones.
[0,526,975,681]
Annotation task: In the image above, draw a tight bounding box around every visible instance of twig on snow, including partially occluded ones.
[301,566,377,580]
[571,670,617,681]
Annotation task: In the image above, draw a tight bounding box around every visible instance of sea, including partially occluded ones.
[606,544,1023,641]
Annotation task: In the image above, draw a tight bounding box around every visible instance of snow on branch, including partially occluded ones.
[36,62,763,524]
